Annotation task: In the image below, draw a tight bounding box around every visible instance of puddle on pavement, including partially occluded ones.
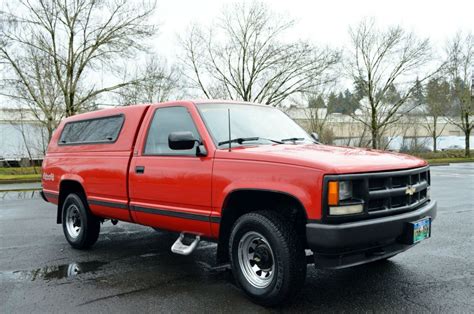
[0,261,107,282]
[0,190,41,201]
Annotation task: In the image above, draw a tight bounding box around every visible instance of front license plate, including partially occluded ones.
[412,217,431,243]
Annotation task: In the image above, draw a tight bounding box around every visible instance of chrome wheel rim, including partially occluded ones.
[238,231,275,289]
[66,204,81,239]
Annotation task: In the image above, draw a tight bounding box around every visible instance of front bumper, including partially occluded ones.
[306,200,437,268]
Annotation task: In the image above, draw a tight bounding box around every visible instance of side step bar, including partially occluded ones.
[171,233,201,255]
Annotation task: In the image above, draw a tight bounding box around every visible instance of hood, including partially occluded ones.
[214,144,427,174]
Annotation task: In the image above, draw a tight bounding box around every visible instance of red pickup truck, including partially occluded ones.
[41,100,436,305]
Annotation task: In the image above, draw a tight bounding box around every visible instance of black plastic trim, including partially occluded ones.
[88,199,128,210]
[40,191,48,202]
[369,181,428,199]
[43,191,59,200]
[210,216,221,223]
[221,188,309,221]
[131,204,217,223]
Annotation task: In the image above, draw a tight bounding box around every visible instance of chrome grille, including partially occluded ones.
[366,167,430,214]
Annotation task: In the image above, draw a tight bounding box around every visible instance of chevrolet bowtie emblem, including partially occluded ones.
[405,186,416,196]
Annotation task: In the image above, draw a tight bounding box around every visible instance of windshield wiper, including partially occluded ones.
[281,137,305,143]
[218,137,283,146]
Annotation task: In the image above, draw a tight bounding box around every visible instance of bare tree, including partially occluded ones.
[180,1,339,106]
[445,32,473,157]
[346,18,442,149]
[399,113,430,152]
[116,56,180,105]
[0,0,157,140]
[3,48,65,140]
[423,78,450,151]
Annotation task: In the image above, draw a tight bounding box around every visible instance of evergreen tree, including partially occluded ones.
[308,95,326,108]
[412,77,425,105]
[342,89,360,114]
[326,92,339,113]
[382,84,402,104]
[425,78,450,151]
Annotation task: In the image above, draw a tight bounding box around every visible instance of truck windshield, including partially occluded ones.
[197,103,313,148]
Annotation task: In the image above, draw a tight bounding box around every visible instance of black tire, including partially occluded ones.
[62,193,100,249]
[229,211,306,306]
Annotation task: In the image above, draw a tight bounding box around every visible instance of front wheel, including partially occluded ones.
[62,193,100,249]
[229,211,306,306]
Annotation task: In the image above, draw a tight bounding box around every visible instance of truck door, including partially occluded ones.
[128,103,213,237]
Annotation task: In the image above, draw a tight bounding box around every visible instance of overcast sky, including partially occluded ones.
[154,0,473,61]
[0,0,472,108]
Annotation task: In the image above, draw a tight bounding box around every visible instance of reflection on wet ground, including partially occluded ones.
[0,261,107,282]
[0,190,41,201]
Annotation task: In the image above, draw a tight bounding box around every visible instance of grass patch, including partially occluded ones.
[0,167,41,175]
[409,150,474,165]
[411,150,474,160]
[0,167,42,182]
[0,174,42,181]
[426,158,474,164]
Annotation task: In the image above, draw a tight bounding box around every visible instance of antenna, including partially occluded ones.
[228,108,232,152]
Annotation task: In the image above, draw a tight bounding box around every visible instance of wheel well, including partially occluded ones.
[216,190,308,263]
[57,180,87,224]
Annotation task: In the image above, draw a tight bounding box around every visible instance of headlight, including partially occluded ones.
[327,180,363,215]
[338,181,352,201]
[327,181,353,205]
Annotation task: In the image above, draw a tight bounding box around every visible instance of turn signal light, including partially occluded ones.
[328,181,339,206]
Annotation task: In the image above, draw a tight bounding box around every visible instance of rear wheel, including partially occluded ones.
[229,211,306,306]
[62,193,100,249]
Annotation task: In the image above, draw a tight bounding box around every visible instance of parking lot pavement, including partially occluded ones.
[0,163,473,312]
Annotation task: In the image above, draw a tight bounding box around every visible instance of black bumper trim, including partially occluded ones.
[306,200,437,250]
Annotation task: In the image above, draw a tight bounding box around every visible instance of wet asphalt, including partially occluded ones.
[0,163,473,313]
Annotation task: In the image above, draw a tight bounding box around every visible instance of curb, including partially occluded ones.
[0,188,42,192]
[429,163,450,167]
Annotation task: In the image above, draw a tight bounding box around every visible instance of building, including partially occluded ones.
[285,105,471,151]
[0,108,47,166]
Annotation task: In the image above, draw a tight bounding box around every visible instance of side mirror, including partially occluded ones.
[168,131,197,150]
[311,132,320,143]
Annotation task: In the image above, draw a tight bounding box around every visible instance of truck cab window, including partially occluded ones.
[144,106,200,156]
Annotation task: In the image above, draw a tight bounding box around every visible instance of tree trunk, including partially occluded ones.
[371,129,378,149]
[465,129,471,158]
[464,112,471,158]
